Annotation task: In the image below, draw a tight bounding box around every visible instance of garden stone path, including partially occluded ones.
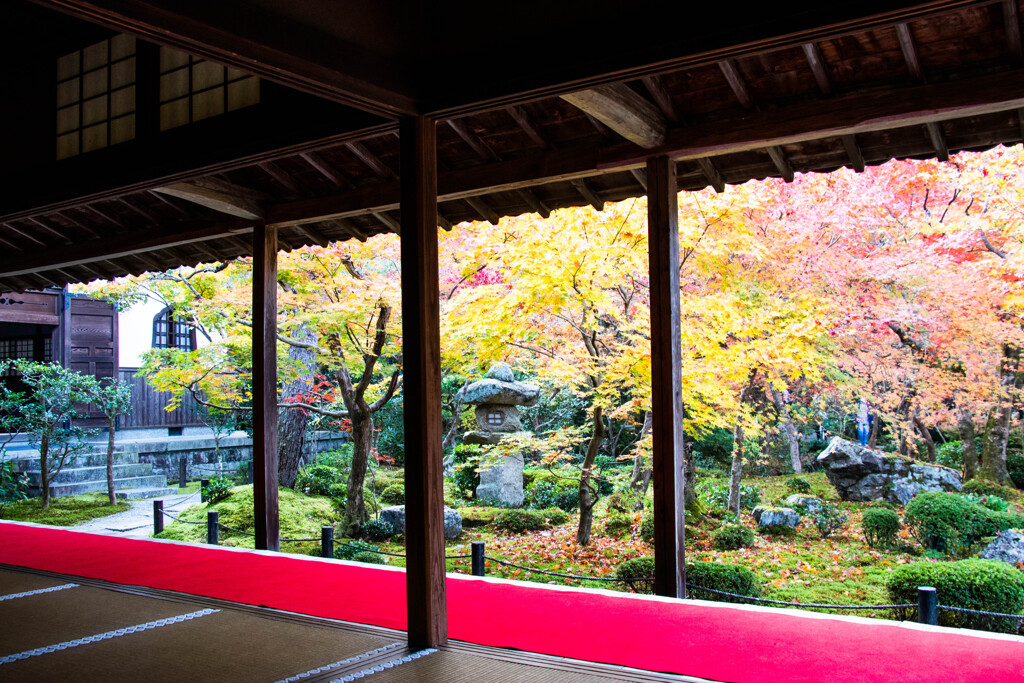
[72,491,201,539]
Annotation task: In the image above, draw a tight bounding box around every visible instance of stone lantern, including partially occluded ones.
[456,363,540,506]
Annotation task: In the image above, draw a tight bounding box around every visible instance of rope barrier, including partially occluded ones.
[686,585,916,610]
[937,604,1024,620]
[485,556,623,582]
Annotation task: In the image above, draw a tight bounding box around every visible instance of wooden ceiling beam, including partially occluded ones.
[153,179,265,220]
[630,168,649,191]
[437,213,453,232]
[718,60,755,109]
[802,42,833,95]
[506,106,551,150]
[59,211,102,239]
[372,211,401,233]
[347,142,397,179]
[119,198,160,224]
[447,119,500,162]
[83,204,125,229]
[293,224,331,248]
[147,190,193,218]
[841,134,866,172]
[561,84,667,148]
[27,218,73,245]
[300,152,350,188]
[696,158,726,193]
[925,122,950,161]
[571,179,605,212]
[465,197,501,225]
[258,161,304,196]
[1005,0,1022,59]
[333,219,369,242]
[0,221,253,278]
[896,23,924,80]
[642,76,679,124]
[2,222,49,249]
[516,189,551,219]
[766,147,796,182]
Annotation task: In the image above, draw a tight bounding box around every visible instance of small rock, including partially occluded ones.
[753,506,800,528]
[485,362,516,383]
[979,529,1024,565]
[379,505,463,540]
[785,494,823,513]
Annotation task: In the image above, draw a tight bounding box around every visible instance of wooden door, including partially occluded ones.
[62,295,118,421]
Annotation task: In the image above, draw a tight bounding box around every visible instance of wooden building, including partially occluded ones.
[3,0,1024,652]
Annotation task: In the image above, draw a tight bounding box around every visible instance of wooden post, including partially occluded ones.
[252,222,280,552]
[400,115,447,649]
[647,155,686,599]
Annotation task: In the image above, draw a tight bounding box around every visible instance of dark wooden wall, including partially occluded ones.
[117,367,203,429]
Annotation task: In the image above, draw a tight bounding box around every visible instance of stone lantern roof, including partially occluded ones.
[456,363,540,406]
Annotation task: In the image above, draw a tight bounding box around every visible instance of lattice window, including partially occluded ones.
[0,337,50,376]
[56,34,137,160]
[152,307,196,351]
[159,47,259,131]
[487,411,503,425]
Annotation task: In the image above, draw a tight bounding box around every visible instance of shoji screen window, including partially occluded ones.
[56,34,136,160]
[159,48,259,131]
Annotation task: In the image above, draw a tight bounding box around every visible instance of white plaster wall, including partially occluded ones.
[119,298,165,368]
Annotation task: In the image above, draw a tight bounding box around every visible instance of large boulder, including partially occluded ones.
[816,437,961,504]
[378,505,463,540]
[456,378,541,406]
[785,494,823,513]
[980,530,1024,565]
[753,506,800,528]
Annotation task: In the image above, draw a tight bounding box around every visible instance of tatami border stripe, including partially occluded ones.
[329,648,438,682]
[276,642,404,682]
[0,583,78,601]
[0,608,219,664]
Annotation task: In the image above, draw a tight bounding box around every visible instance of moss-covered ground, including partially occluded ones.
[2,492,130,526]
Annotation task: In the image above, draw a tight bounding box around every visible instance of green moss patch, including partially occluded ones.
[2,492,130,526]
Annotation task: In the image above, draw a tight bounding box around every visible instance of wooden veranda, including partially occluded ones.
[4,0,1024,664]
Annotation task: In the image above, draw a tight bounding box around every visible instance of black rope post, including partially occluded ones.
[321,526,334,559]
[472,541,485,577]
[201,478,210,503]
[153,500,163,535]
[248,460,254,485]
[207,510,219,545]
[178,458,187,488]
[918,586,938,625]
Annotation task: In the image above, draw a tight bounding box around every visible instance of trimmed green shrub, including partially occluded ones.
[935,441,963,470]
[640,511,655,541]
[606,489,645,514]
[615,558,762,604]
[379,483,405,506]
[696,480,761,511]
[524,475,579,512]
[862,507,900,548]
[904,492,1023,554]
[962,479,1019,500]
[295,464,346,498]
[886,559,1024,633]
[334,540,380,561]
[687,561,762,604]
[961,492,1009,513]
[785,478,812,494]
[809,502,848,539]
[351,551,388,565]
[361,518,394,540]
[713,524,755,550]
[1007,452,1024,490]
[493,508,566,533]
[203,477,233,504]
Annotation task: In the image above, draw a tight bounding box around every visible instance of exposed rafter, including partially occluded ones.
[696,158,726,193]
[841,134,866,172]
[154,179,265,220]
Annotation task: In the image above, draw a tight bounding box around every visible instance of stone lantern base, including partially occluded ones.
[476,453,524,506]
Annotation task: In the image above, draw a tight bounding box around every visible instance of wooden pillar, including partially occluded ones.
[647,156,686,598]
[400,115,447,648]
[252,222,280,551]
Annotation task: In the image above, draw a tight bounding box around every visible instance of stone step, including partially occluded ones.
[115,486,178,501]
[45,475,171,498]
[64,450,141,469]
[25,463,155,486]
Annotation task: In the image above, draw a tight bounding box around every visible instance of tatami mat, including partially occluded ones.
[0,567,73,595]
[355,649,642,682]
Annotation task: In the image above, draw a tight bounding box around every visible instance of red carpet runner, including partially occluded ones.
[1,521,1021,682]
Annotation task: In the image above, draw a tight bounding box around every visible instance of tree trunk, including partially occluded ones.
[40,431,50,510]
[576,405,606,546]
[728,421,745,515]
[106,416,116,505]
[868,415,881,449]
[956,406,979,480]
[341,412,373,536]
[278,325,317,488]
[769,385,802,474]
[979,408,1012,484]
[683,437,698,512]
[630,411,652,497]
[913,410,936,462]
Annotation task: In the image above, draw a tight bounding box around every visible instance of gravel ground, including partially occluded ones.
[72,490,202,538]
